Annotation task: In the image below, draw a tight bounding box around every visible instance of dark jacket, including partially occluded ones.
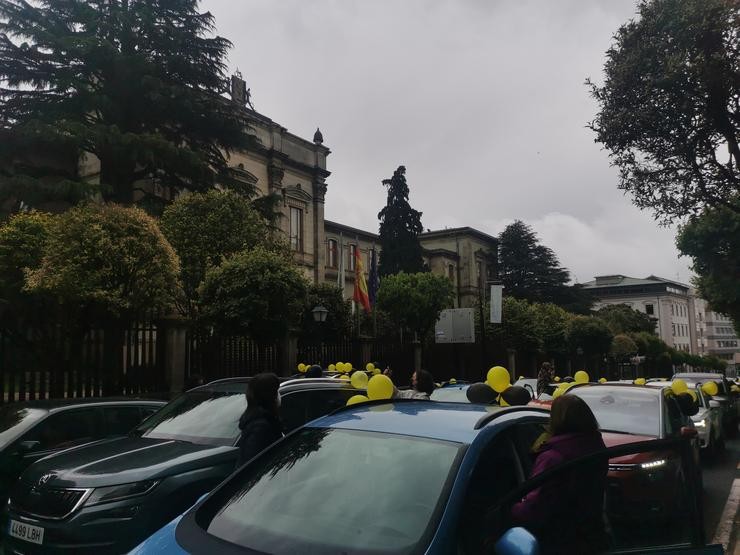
[237,407,283,466]
[512,431,608,554]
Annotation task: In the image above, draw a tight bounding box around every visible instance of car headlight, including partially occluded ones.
[694,419,706,427]
[84,480,159,506]
[640,459,666,470]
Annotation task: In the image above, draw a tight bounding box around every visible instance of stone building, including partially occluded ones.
[694,295,740,374]
[581,275,698,353]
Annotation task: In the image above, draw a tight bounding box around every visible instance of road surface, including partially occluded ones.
[703,432,740,548]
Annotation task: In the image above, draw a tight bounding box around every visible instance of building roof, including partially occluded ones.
[420,226,498,245]
[324,220,379,242]
[582,274,690,291]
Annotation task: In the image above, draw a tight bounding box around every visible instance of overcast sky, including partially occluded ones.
[203,0,693,285]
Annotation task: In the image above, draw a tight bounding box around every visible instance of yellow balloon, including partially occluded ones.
[701,381,719,397]
[732,385,740,393]
[487,366,511,393]
[366,363,375,372]
[328,364,336,372]
[499,396,510,407]
[336,362,344,372]
[372,367,381,375]
[672,379,688,395]
[346,394,369,406]
[554,376,561,382]
[687,390,698,402]
[298,363,307,373]
[599,378,607,383]
[367,374,394,400]
[449,378,457,384]
[574,371,589,384]
[339,374,350,381]
[553,387,564,399]
[350,371,369,390]
[634,378,646,385]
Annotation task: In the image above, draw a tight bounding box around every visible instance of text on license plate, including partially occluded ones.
[8,519,44,545]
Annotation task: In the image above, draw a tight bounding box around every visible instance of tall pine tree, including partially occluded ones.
[377,165,424,276]
[498,220,592,312]
[0,0,250,210]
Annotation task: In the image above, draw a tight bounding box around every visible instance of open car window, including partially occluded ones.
[490,438,718,554]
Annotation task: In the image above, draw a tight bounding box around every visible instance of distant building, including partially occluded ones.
[693,294,739,374]
[581,275,697,353]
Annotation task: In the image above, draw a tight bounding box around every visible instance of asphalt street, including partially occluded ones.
[703,432,740,547]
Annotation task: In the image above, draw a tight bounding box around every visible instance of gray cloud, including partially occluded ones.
[203,0,693,284]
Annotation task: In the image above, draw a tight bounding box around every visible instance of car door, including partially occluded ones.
[495,437,720,554]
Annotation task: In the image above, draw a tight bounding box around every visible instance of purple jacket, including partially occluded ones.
[512,431,608,553]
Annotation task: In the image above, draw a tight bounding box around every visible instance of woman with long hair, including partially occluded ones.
[237,373,283,466]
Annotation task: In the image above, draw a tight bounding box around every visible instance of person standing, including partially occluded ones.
[536,362,556,397]
[384,368,435,400]
[237,373,283,466]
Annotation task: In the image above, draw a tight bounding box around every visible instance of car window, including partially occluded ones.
[307,389,358,421]
[430,387,469,402]
[137,390,246,446]
[510,422,550,478]
[664,396,686,437]
[568,387,660,436]
[140,406,159,419]
[192,428,463,554]
[24,409,98,451]
[104,406,146,436]
[279,391,310,433]
[0,407,47,449]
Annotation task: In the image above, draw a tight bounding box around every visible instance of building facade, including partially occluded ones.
[694,295,740,373]
[581,275,698,353]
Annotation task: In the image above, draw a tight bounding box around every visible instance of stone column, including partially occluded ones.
[280,332,299,378]
[312,176,327,285]
[162,318,188,397]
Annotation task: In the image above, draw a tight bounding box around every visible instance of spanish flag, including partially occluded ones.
[353,248,371,313]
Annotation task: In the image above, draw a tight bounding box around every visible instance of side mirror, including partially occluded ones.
[680,426,698,439]
[709,400,721,409]
[495,527,540,555]
[17,440,41,454]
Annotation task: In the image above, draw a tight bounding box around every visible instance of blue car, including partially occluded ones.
[132,401,720,554]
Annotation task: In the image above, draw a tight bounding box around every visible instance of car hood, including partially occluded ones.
[601,432,661,465]
[20,436,237,489]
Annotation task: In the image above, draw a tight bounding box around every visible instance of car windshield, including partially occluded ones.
[430,387,469,402]
[569,387,660,437]
[0,407,47,449]
[196,428,463,554]
[136,386,246,446]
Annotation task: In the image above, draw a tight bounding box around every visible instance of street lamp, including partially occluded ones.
[311,305,329,366]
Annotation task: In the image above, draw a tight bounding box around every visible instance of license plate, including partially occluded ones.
[8,519,44,545]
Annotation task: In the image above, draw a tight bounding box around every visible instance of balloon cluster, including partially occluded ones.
[551,371,591,399]
[477,366,531,406]
[346,374,394,406]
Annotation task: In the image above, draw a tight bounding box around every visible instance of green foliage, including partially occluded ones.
[485,297,542,353]
[588,0,740,222]
[301,283,352,341]
[530,302,573,356]
[566,316,614,356]
[595,304,657,335]
[199,247,308,343]
[376,272,453,340]
[160,190,270,317]
[498,221,592,311]
[25,203,180,317]
[610,334,639,359]
[0,0,250,208]
[377,166,425,276]
[0,211,53,302]
[677,201,740,332]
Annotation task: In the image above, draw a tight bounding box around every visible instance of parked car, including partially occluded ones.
[2,377,363,555]
[566,383,701,524]
[647,381,724,456]
[131,400,717,554]
[673,372,738,435]
[0,398,164,508]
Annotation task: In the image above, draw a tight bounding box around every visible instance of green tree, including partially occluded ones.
[610,334,639,359]
[199,247,307,346]
[588,0,740,222]
[567,316,613,358]
[483,297,542,354]
[377,166,425,276]
[595,304,657,335]
[26,203,180,317]
[530,302,573,357]
[160,190,270,318]
[677,201,740,332]
[0,211,52,307]
[376,272,453,341]
[498,220,592,311]
[0,0,249,209]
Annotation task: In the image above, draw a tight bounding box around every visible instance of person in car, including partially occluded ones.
[384,368,435,399]
[237,373,283,466]
[510,395,608,554]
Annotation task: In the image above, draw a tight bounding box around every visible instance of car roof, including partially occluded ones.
[674,372,725,380]
[1,397,165,413]
[307,400,548,443]
[195,376,360,395]
[567,382,666,396]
